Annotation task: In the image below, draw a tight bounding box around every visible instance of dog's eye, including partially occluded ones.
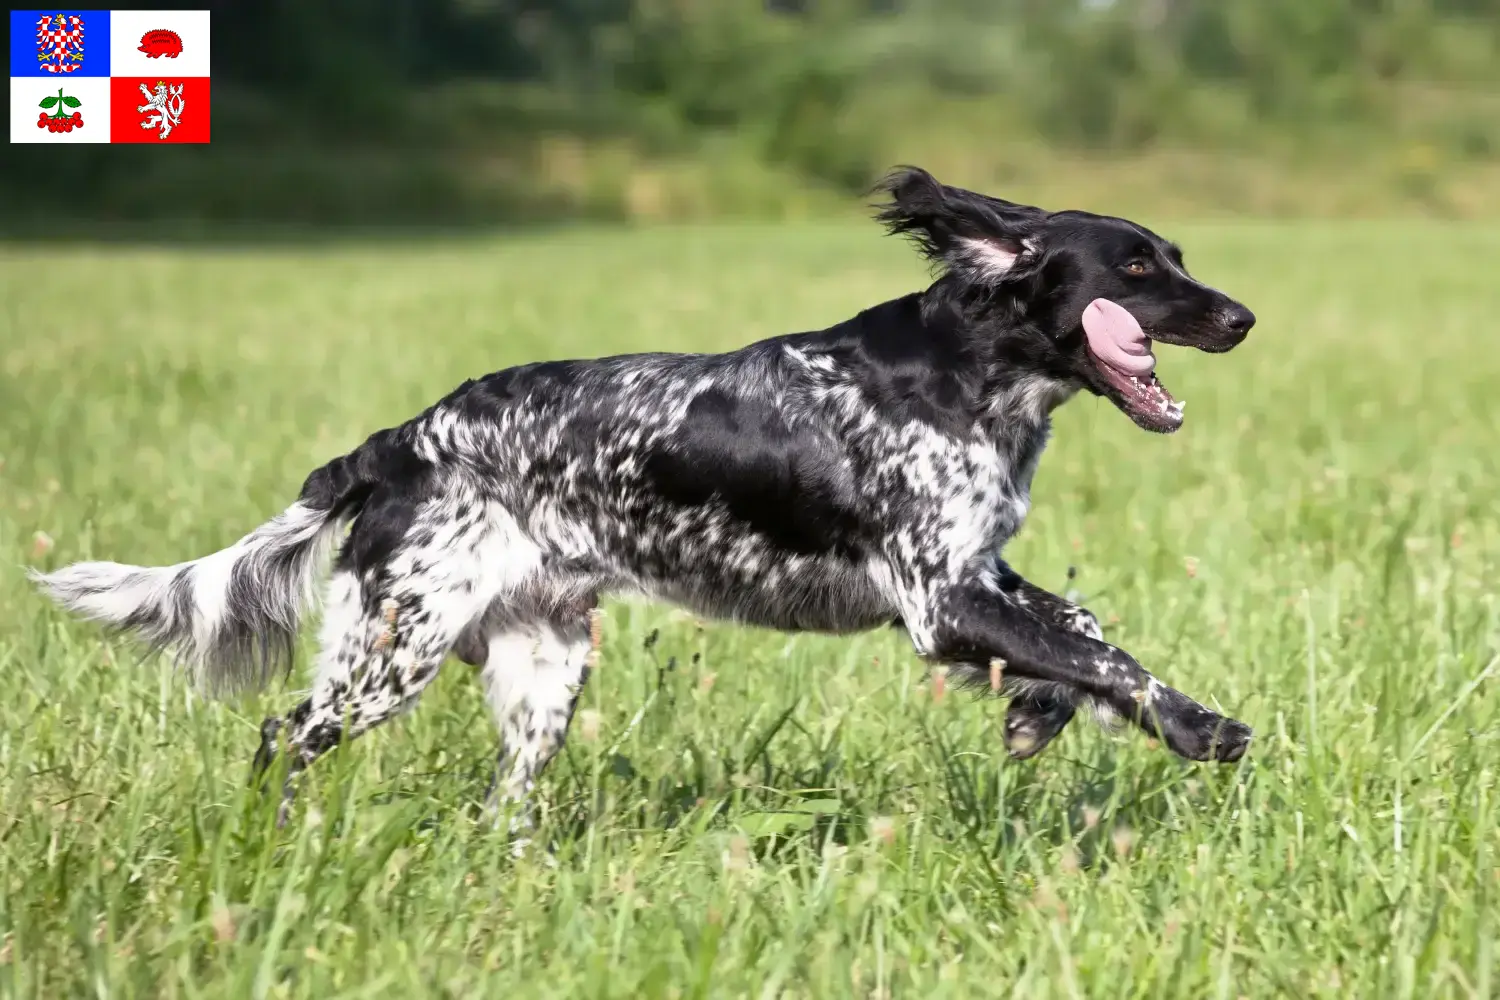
[1125,260,1149,276]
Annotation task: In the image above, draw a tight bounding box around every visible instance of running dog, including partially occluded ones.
[36,166,1257,830]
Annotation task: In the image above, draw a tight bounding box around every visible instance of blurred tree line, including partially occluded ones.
[5,0,1499,226]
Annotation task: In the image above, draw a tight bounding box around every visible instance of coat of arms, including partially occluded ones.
[138,29,184,59]
[138,81,186,140]
[35,13,85,74]
[36,88,83,133]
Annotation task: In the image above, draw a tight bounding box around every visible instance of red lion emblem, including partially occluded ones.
[137,29,183,59]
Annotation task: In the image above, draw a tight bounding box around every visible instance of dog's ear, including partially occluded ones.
[873,166,1046,282]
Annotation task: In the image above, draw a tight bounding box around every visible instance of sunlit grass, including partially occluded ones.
[1,221,1497,997]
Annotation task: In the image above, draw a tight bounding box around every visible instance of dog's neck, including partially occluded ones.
[986,372,1077,429]
[917,280,1080,438]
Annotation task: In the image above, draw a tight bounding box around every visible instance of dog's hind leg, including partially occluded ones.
[476,608,595,847]
[253,508,507,822]
[252,568,371,817]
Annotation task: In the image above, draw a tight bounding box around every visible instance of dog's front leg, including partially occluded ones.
[990,565,1106,759]
[913,577,1251,763]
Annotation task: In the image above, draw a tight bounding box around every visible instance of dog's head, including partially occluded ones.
[876,166,1254,433]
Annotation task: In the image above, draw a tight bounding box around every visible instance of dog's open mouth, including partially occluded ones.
[1082,298,1184,433]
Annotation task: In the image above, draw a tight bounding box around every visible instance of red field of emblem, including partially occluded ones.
[109,76,210,143]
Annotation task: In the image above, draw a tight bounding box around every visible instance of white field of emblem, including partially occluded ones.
[137,81,185,139]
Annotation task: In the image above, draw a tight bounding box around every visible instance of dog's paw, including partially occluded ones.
[1210,717,1253,762]
[1143,687,1252,763]
[1004,696,1076,760]
[1165,709,1252,763]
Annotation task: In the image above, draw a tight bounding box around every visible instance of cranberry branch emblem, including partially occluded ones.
[37,88,83,133]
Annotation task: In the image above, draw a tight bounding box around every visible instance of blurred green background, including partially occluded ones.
[6,0,1500,228]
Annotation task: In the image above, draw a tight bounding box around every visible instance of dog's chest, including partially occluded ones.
[943,416,1051,569]
[995,418,1050,538]
[866,414,1049,584]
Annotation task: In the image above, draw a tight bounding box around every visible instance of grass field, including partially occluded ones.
[1,221,1498,998]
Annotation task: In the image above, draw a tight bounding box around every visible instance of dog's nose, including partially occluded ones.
[1220,304,1256,336]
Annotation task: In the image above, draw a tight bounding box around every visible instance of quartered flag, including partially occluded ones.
[10,9,210,143]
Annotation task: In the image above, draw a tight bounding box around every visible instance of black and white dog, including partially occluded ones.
[37,167,1256,828]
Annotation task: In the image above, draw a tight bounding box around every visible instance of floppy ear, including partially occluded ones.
[873,166,1045,282]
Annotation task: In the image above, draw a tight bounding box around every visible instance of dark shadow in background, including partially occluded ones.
[3,0,634,244]
[7,0,1499,245]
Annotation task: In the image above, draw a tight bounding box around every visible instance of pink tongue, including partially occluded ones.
[1083,298,1154,376]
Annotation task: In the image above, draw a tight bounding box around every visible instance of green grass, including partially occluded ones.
[1,221,1498,998]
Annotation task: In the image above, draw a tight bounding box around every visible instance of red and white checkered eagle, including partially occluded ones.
[36,13,85,74]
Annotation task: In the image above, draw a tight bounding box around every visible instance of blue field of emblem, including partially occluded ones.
[10,9,111,77]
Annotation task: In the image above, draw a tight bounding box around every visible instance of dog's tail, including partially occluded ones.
[32,431,399,697]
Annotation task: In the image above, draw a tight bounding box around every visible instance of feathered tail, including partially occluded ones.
[33,438,389,696]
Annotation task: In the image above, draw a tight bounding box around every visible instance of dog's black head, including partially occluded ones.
[875,166,1254,433]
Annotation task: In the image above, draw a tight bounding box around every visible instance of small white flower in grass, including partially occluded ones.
[1032,879,1068,922]
[578,709,601,743]
[587,609,604,669]
[722,834,750,873]
[930,665,949,704]
[29,531,54,560]
[211,906,236,943]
